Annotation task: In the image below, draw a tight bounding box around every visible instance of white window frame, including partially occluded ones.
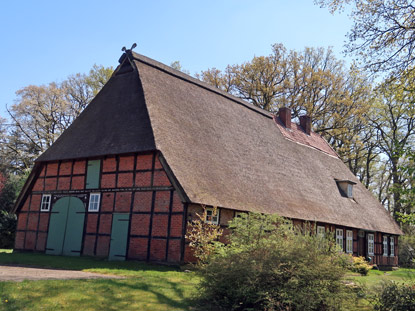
[383,235,389,256]
[40,194,51,212]
[205,207,219,225]
[346,230,353,254]
[336,228,344,250]
[347,184,353,198]
[390,236,395,257]
[88,193,101,212]
[317,225,325,238]
[368,233,374,256]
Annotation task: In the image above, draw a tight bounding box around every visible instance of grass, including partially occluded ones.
[348,268,415,289]
[0,249,199,311]
[1,249,415,311]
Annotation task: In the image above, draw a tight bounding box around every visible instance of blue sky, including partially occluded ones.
[0,0,351,117]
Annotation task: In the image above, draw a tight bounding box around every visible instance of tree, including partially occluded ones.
[170,61,190,75]
[1,65,113,173]
[369,73,415,218]
[316,0,415,76]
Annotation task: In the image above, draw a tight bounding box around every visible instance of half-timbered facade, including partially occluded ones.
[13,49,402,267]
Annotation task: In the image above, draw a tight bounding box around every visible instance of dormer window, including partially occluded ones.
[347,184,353,198]
[335,179,356,199]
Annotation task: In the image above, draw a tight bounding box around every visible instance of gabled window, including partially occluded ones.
[41,194,51,211]
[383,236,389,256]
[346,230,353,254]
[368,233,374,256]
[205,207,219,225]
[335,179,356,199]
[88,193,101,212]
[317,226,325,238]
[390,237,395,257]
[336,229,344,250]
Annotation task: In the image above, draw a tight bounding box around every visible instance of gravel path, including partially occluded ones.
[0,265,124,282]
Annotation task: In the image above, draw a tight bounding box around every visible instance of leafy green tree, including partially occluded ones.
[1,65,113,173]
[316,0,415,76]
[370,74,415,218]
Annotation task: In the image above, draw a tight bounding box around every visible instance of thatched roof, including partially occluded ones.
[34,51,402,235]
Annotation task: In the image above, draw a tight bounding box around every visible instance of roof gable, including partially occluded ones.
[36,61,155,162]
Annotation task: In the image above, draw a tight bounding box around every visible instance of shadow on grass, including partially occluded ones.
[0,251,176,273]
[0,277,197,311]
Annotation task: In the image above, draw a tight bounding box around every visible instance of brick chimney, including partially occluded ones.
[279,107,291,129]
[300,115,311,135]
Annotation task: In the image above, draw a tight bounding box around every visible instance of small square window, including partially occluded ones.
[205,207,219,225]
[317,225,325,238]
[88,193,101,212]
[41,194,51,211]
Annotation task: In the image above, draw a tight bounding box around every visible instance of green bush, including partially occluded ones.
[350,256,372,276]
[374,281,415,311]
[0,210,16,248]
[399,234,415,268]
[195,213,354,311]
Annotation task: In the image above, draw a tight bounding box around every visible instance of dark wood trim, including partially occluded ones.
[31,186,174,195]
[180,202,189,262]
[147,190,156,262]
[126,189,135,260]
[165,190,174,261]
[158,152,190,203]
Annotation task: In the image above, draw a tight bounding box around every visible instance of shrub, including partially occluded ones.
[195,213,354,311]
[0,210,16,248]
[399,234,415,268]
[374,281,415,311]
[350,256,372,276]
[185,206,223,264]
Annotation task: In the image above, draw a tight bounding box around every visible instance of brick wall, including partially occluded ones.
[15,152,186,264]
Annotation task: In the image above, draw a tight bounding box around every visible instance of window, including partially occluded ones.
[390,237,395,257]
[346,230,353,253]
[368,233,374,256]
[335,180,356,198]
[205,207,219,225]
[383,236,388,256]
[347,184,353,198]
[336,229,344,250]
[41,194,51,211]
[88,193,101,212]
[317,226,325,238]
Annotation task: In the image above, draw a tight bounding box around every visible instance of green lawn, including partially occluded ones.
[1,249,415,311]
[0,250,198,311]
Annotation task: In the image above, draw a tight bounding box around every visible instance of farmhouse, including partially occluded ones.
[13,49,402,266]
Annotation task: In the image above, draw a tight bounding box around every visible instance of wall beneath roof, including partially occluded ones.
[14,152,186,263]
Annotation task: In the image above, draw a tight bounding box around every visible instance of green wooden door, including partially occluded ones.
[109,213,130,261]
[62,198,85,256]
[46,197,70,255]
[86,160,101,189]
[46,197,85,256]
